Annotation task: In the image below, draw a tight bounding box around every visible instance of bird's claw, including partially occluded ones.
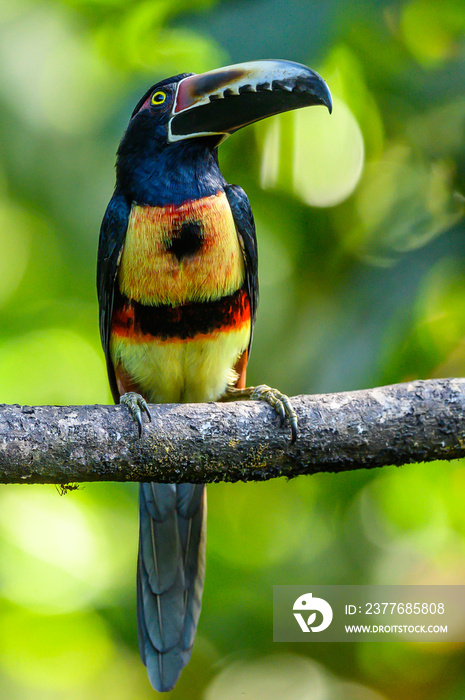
[249,384,298,443]
[120,392,152,437]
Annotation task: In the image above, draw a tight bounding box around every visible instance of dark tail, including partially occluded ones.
[137,482,206,692]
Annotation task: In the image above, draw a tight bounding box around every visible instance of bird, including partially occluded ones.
[97,59,331,692]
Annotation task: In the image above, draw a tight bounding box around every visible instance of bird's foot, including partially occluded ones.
[225,384,298,443]
[120,392,152,437]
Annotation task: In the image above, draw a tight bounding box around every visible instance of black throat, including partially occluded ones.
[116,117,225,207]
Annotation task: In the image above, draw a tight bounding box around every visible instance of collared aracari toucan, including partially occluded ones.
[97,59,331,692]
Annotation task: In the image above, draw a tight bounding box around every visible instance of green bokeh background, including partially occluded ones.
[0,0,464,698]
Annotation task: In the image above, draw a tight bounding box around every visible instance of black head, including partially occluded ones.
[121,73,194,153]
[116,72,223,205]
[129,73,193,121]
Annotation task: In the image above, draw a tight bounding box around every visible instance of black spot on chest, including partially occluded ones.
[166,222,203,262]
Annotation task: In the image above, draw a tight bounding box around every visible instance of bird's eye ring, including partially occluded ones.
[151,91,166,106]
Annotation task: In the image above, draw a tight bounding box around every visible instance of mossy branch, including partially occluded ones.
[0,378,464,484]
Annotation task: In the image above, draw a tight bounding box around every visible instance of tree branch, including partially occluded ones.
[0,378,464,484]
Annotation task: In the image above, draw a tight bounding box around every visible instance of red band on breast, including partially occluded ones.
[112,287,251,343]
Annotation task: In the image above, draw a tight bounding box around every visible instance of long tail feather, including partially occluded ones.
[137,482,206,692]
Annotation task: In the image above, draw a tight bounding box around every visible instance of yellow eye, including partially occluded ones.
[151,91,166,105]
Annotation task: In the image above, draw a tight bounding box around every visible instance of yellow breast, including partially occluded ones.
[118,191,245,306]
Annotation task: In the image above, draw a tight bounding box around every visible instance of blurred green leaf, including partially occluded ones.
[401,0,465,66]
[257,97,364,207]
[0,606,113,689]
[0,328,109,404]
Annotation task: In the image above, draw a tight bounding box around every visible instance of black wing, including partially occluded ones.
[97,191,131,402]
[224,184,258,355]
